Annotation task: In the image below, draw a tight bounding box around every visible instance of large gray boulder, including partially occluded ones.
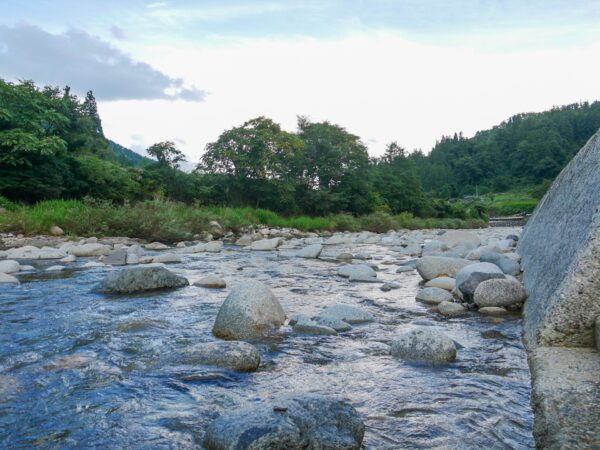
[212,280,286,340]
[391,327,456,362]
[474,278,528,308]
[97,266,189,294]
[480,251,520,276]
[296,244,323,259]
[104,248,128,266]
[182,341,260,372]
[0,260,20,274]
[455,262,505,302]
[416,256,475,281]
[519,129,600,347]
[203,394,365,450]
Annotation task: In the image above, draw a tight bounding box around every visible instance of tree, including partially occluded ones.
[81,90,103,136]
[147,141,186,168]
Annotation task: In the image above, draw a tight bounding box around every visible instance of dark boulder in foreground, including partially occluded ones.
[203,394,364,450]
[97,266,189,294]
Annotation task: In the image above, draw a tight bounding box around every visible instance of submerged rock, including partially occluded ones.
[317,304,373,324]
[182,341,260,372]
[314,316,353,332]
[203,394,365,450]
[293,314,337,336]
[212,280,286,340]
[437,301,466,317]
[478,306,509,316]
[391,327,457,362]
[97,266,189,294]
[337,264,377,282]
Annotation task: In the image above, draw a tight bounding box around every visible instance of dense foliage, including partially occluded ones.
[2,78,600,224]
[410,102,600,197]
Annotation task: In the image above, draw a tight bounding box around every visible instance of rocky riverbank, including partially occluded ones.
[0,225,533,447]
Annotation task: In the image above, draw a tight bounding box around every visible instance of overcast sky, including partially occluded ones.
[2,1,600,162]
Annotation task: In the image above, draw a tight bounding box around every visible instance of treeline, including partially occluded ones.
[2,78,600,220]
[410,101,600,198]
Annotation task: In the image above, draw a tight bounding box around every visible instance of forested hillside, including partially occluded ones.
[1,78,599,220]
[410,102,600,198]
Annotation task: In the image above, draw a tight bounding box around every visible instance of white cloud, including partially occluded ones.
[99,30,600,160]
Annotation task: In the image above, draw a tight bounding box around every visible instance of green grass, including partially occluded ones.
[0,199,487,241]
[482,191,539,216]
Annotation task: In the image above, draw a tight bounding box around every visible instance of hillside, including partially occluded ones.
[108,140,153,167]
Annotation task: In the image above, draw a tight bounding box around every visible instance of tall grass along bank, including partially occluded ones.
[0,199,487,242]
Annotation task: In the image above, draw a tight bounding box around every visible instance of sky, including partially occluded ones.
[2,1,600,164]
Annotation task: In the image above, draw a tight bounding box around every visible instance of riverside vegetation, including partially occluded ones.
[2,78,600,237]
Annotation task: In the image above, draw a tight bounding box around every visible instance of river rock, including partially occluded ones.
[45,265,65,272]
[437,301,466,317]
[204,241,224,253]
[474,278,528,308]
[424,276,455,291]
[49,225,64,236]
[439,230,481,249]
[38,247,66,259]
[145,242,170,250]
[104,248,128,266]
[324,234,352,245]
[0,260,20,274]
[209,220,224,238]
[416,256,474,281]
[478,306,509,316]
[337,264,377,281]
[480,251,521,276]
[293,314,337,335]
[60,254,76,263]
[316,304,373,324]
[212,280,285,340]
[126,244,145,257]
[297,244,323,259]
[69,243,111,257]
[183,341,260,372]
[391,327,456,362]
[126,254,139,265]
[415,287,453,305]
[97,266,189,294]
[251,237,282,251]
[203,394,364,450]
[194,276,226,288]
[7,245,40,259]
[456,262,505,302]
[152,253,182,264]
[0,273,19,284]
[82,261,106,268]
[236,234,253,246]
[314,316,353,332]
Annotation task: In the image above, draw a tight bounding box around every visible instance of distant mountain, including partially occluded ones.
[108,140,154,167]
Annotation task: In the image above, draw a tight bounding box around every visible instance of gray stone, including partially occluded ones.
[204,241,223,253]
[518,130,600,348]
[293,314,337,336]
[235,234,253,246]
[474,278,528,308]
[317,304,373,324]
[7,245,40,259]
[182,341,260,372]
[0,260,20,274]
[145,242,170,250]
[478,306,509,316]
[597,317,600,351]
[415,287,453,305]
[336,252,353,262]
[456,262,505,302]
[38,247,67,259]
[506,234,519,242]
[391,327,456,362]
[529,347,600,449]
[324,234,352,245]
[416,256,475,281]
[69,243,111,257]
[45,265,65,272]
[203,394,364,450]
[213,280,285,340]
[209,220,224,237]
[424,276,455,291]
[439,230,481,248]
[437,301,466,316]
[337,264,377,281]
[49,225,64,236]
[0,273,19,284]
[152,253,182,263]
[396,265,415,273]
[97,267,189,294]
[194,276,226,288]
[104,248,128,266]
[296,244,323,259]
[480,251,520,275]
[314,316,352,332]
[251,237,282,251]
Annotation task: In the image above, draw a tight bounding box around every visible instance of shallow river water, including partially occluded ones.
[0,240,534,449]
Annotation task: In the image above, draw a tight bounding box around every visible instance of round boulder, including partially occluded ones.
[182,341,260,372]
[212,280,286,340]
[424,276,455,291]
[415,287,453,305]
[296,244,323,259]
[437,301,466,317]
[391,327,457,362]
[416,256,475,281]
[456,262,505,302]
[474,278,528,308]
[97,266,189,294]
[194,276,226,288]
[0,260,20,274]
[203,394,364,450]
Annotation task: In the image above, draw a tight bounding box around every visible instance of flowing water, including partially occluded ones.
[0,241,534,449]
